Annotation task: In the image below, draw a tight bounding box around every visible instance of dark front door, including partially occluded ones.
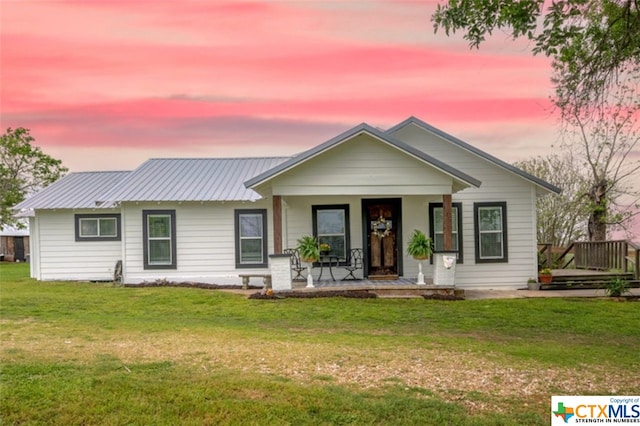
[14,237,25,262]
[362,199,402,279]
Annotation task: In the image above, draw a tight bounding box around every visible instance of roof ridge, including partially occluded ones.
[68,170,131,174]
[146,156,291,161]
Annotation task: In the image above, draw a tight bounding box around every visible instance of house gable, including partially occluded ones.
[246,123,481,196]
[387,117,561,196]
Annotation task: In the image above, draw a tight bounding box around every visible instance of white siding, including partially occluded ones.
[34,209,122,281]
[121,200,272,284]
[390,124,540,288]
[270,134,456,196]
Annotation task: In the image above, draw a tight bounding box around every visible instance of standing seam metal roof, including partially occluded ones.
[13,171,131,210]
[98,157,290,204]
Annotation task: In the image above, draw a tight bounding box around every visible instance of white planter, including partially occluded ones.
[433,253,457,286]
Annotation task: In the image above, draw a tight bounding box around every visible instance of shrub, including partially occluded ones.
[605,278,630,297]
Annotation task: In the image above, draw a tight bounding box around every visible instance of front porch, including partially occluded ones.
[290,278,462,298]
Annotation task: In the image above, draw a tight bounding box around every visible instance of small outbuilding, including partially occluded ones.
[0,224,30,262]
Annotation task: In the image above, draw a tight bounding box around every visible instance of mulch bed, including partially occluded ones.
[249,290,377,299]
[124,279,261,290]
[422,293,465,301]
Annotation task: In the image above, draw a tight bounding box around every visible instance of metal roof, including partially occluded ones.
[99,157,289,204]
[244,123,482,189]
[14,171,131,211]
[0,224,29,237]
[387,116,562,194]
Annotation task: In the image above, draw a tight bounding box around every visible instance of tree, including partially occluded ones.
[433,0,640,241]
[515,154,591,246]
[0,127,68,227]
[432,0,640,114]
[561,80,640,241]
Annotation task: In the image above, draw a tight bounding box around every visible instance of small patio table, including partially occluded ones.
[317,255,340,281]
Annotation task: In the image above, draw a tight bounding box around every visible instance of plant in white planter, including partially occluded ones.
[297,235,319,288]
[407,229,433,285]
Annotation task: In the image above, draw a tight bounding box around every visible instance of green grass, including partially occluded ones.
[1,262,639,425]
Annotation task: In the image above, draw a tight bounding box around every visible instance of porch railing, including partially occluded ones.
[538,240,639,280]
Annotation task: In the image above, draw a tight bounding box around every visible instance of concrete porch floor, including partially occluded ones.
[289,278,460,298]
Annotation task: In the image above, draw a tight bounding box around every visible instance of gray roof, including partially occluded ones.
[14,171,131,211]
[0,224,29,237]
[387,116,562,194]
[99,157,289,204]
[245,123,482,189]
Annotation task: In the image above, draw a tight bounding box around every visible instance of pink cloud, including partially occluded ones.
[0,0,624,189]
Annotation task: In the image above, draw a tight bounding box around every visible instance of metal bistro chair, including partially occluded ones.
[341,248,363,280]
[283,248,306,281]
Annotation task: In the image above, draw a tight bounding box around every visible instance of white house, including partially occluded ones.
[15,117,559,289]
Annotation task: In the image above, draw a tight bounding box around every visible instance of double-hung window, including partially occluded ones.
[75,214,121,241]
[235,209,268,268]
[143,210,176,269]
[312,205,349,261]
[474,202,508,263]
[428,203,462,263]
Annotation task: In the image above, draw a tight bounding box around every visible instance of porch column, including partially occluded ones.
[273,195,283,254]
[442,194,453,251]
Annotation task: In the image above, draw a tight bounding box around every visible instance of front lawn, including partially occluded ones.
[1,262,638,425]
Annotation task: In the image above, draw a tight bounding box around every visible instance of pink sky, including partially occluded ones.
[1,0,637,239]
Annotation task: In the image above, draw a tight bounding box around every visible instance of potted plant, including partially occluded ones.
[538,268,552,284]
[527,278,540,291]
[319,243,331,256]
[297,235,319,288]
[407,229,433,285]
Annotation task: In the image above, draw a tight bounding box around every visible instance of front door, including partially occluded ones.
[362,199,401,279]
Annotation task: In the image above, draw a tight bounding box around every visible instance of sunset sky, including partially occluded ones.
[1,0,637,238]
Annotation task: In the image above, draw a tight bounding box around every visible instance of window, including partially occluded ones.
[75,214,121,241]
[313,205,349,260]
[429,203,463,263]
[235,209,268,268]
[143,210,176,269]
[474,202,508,263]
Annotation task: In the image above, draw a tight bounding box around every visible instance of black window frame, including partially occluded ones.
[234,209,268,269]
[428,202,463,264]
[143,210,177,270]
[75,214,121,242]
[473,202,508,263]
[312,204,350,264]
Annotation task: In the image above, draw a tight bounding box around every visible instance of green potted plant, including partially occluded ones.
[407,229,433,260]
[538,268,552,284]
[297,235,320,263]
[527,277,540,291]
[407,230,433,285]
[319,243,331,256]
[297,235,319,288]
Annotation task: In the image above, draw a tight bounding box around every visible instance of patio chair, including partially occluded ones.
[340,248,363,280]
[283,248,306,281]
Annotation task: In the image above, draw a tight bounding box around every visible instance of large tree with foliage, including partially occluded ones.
[433,0,640,241]
[0,127,68,227]
[515,154,591,246]
[432,0,640,114]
